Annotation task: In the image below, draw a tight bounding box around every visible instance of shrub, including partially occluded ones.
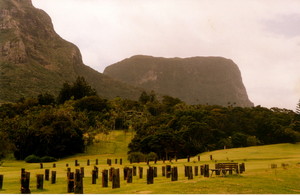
[24,155,41,163]
[128,152,146,163]
[41,156,57,162]
[147,152,158,161]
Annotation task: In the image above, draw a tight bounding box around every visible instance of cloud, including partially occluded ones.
[32,0,300,110]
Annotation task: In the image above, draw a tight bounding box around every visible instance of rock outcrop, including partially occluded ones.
[0,0,142,102]
[104,55,254,107]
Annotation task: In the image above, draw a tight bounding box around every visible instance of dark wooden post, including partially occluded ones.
[120,159,122,165]
[67,172,75,193]
[0,175,3,190]
[171,167,178,181]
[75,160,79,167]
[102,170,108,188]
[162,166,166,177]
[109,167,114,182]
[210,155,213,161]
[45,169,50,181]
[21,169,31,194]
[200,165,204,176]
[107,159,112,166]
[36,174,44,190]
[51,171,56,184]
[204,164,210,177]
[188,166,193,180]
[154,158,157,164]
[80,167,84,178]
[112,168,120,189]
[240,163,245,173]
[66,163,69,167]
[153,167,157,177]
[87,159,90,166]
[147,167,154,184]
[123,167,128,180]
[53,163,56,168]
[92,170,97,184]
[166,165,171,178]
[94,166,99,179]
[67,168,71,178]
[115,159,118,164]
[127,168,133,183]
[40,163,43,169]
[198,156,200,162]
[194,166,199,176]
[74,169,83,194]
[187,156,190,162]
[95,159,98,165]
[184,166,188,177]
[139,167,143,179]
[133,166,137,176]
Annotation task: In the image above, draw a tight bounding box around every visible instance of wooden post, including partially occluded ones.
[175,156,177,162]
[66,163,69,167]
[162,166,166,177]
[153,167,157,177]
[204,164,210,177]
[112,168,120,189]
[40,163,43,169]
[194,166,199,176]
[36,174,44,190]
[120,159,122,165]
[75,160,79,167]
[102,170,108,188]
[210,155,213,161]
[94,166,99,179]
[188,166,193,180]
[187,156,190,162]
[51,171,56,184]
[109,167,114,182]
[45,169,50,181]
[53,163,56,168]
[198,156,200,162]
[147,167,154,184]
[139,167,143,179]
[123,167,129,180]
[107,159,112,166]
[166,165,171,178]
[127,168,133,183]
[133,166,137,176]
[115,159,118,164]
[95,159,98,165]
[171,167,178,181]
[92,170,97,184]
[80,167,84,178]
[74,169,83,194]
[200,165,204,176]
[0,175,3,190]
[67,172,75,193]
[67,168,71,178]
[184,166,188,177]
[21,170,31,194]
[87,159,90,166]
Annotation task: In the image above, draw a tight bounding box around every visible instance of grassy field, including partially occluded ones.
[0,130,300,194]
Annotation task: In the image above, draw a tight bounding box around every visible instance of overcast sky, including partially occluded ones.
[32,0,300,111]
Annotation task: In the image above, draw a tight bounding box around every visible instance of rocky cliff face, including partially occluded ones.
[104,55,254,107]
[0,0,142,102]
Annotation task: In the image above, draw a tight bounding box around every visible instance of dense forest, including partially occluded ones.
[0,77,299,161]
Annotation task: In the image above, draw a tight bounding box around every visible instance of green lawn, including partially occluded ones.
[0,130,300,194]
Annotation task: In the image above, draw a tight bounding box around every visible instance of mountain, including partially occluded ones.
[0,0,142,103]
[104,55,254,107]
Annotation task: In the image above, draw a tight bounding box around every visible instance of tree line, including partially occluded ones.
[0,76,299,160]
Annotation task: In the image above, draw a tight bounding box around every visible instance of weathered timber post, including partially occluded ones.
[133,166,137,176]
[45,169,50,181]
[200,165,204,176]
[75,160,79,167]
[67,168,71,178]
[80,167,84,178]
[67,172,75,193]
[139,167,143,179]
[87,159,90,166]
[40,163,43,169]
[120,159,122,165]
[51,171,56,184]
[123,167,129,180]
[112,168,120,189]
[0,175,3,190]
[107,159,112,166]
[204,164,210,177]
[127,168,133,183]
[195,166,199,176]
[153,167,157,177]
[147,167,154,184]
[188,166,193,180]
[21,170,31,194]
[171,167,178,181]
[53,163,56,168]
[109,167,114,182]
[210,155,213,161]
[240,163,245,173]
[95,159,98,165]
[102,170,108,188]
[115,159,118,164]
[187,156,190,162]
[36,174,44,190]
[66,163,69,167]
[198,156,200,162]
[166,165,171,178]
[74,169,83,194]
[162,166,166,177]
[94,166,99,179]
[92,170,97,184]
[184,166,188,177]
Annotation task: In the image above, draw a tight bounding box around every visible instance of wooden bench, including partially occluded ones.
[211,162,239,176]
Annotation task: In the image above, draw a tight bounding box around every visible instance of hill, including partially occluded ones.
[104,55,254,107]
[0,0,142,103]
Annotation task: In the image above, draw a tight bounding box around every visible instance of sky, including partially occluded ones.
[31,0,300,111]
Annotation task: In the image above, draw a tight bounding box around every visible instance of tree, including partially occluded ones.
[38,93,55,105]
[296,99,300,114]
